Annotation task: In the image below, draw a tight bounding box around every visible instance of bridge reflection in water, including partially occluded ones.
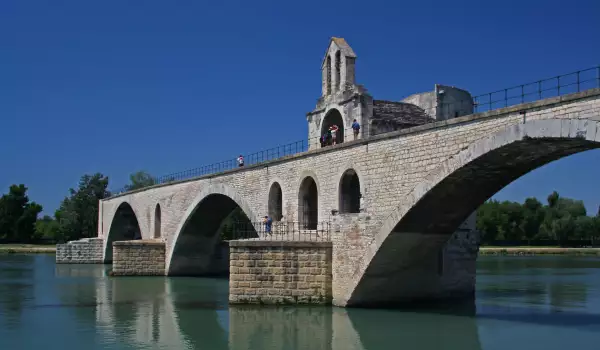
[55,264,482,350]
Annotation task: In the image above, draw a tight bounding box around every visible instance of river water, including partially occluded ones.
[1,254,599,350]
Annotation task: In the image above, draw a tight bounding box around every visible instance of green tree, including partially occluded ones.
[35,215,62,242]
[520,197,545,240]
[124,171,155,191]
[55,173,110,242]
[0,184,43,243]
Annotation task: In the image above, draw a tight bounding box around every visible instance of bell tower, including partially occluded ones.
[321,37,357,96]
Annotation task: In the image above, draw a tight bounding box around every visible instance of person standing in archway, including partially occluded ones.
[352,119,360,140]
[330,125,339,145]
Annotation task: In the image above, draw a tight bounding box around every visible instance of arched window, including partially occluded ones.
[326,55,332,95]
[154,204,161,238]
[339,169,361,213]
[268,182,283,221]
[335,50,341,92]
[298,177,318,230]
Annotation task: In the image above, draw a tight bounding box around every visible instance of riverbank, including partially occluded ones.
[0,244,56,254]
[1,245,599,256]
[479,247,600,256]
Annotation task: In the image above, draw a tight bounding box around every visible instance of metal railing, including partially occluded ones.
[222,221,331,242]
[110,65,600,196]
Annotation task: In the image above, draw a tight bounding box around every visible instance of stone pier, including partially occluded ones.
[112,240,166,276]
[228,240,333,305]
[56,237,104,264]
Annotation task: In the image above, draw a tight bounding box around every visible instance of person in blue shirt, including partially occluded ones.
[263,215,273,235]
[352,119,360,140]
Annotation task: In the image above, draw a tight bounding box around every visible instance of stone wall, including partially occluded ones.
[112,240,165,276]
[56,238,104,264]
[229,240,332,304]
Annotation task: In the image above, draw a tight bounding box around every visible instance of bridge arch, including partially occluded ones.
[166,184,259,275]
[154,204,162,239]
[298,171,320,229]
[268,181,283,221]
[343,118,600,306]
[103,201,143,263]
[338,167,363,214]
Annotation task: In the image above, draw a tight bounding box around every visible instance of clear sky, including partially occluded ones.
[1,0,599,215]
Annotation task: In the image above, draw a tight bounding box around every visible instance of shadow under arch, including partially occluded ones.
[104,202,142,263]
[339,168,361,213]
[345,118,600,307]
[167,191,258,276]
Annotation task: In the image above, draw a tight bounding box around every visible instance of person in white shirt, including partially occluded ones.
[237,155,244,167]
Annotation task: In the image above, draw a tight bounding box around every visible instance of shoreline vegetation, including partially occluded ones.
[1,244,599,256]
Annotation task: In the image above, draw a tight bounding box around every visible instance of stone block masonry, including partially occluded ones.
[56,238,104,264]
[229,240,333,305]
[112,240,165,276]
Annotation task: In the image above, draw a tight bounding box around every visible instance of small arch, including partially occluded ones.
[339,169,361,213]
[298,176,318,230]
[154,204,161,238]
[268,182,283,221]
[335,50,341,92]
[321,108,345,145]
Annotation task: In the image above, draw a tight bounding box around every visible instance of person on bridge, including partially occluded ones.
[352,119,360,140]
[330,125,339,145]
[237,155,244,167]
[263,215,273,235]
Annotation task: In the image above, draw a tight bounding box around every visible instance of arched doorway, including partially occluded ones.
[105,202,141,263]
[169,193,256,276]
[321,109,345,145]
[339,169,361,213]
[298,177,318,230]
[268,182,283,221]
[154,204,161,238]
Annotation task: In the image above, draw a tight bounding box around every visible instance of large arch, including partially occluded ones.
[321,108,345,144]
[343,118,600,307]
[104,201,142,263]
[298,176,319,230]
[339,169,361,213]
[268,182,283,221]
[166,184,259,276]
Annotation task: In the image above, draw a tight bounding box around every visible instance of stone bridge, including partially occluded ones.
[56,38,600,307]
[91,87,600,307]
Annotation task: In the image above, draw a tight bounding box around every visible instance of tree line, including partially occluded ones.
[477,191,600,245]
[2,170,599,245]
[0,171,155,243]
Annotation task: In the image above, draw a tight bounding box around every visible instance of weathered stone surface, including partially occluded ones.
[111,240,165,276]
[56,238,104,264]
[229,241,332,305]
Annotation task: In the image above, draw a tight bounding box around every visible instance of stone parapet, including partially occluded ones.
[56,237,104,264]
[112,240,165,276]
[229,240,333,305]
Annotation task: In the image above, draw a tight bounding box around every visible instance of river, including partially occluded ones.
[0,254,599,350]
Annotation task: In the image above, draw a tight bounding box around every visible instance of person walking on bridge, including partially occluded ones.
[263,215,273,235]
[352,119,360,140]
[237,155,244,167]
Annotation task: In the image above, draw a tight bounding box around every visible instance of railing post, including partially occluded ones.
[557,75,561,96]
[504,88,508,107]
[577,71,580,92]
[538,80,542,99]
[521,85,524,104]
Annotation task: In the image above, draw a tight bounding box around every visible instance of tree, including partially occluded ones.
[55,173,110,242]
[35,215,62,242]
[124,171,155,191]
[0,184,43,242]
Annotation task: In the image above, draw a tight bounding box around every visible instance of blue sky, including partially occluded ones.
[1,0,599,215]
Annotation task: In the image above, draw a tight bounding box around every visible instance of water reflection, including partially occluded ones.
[2,255,600,349]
